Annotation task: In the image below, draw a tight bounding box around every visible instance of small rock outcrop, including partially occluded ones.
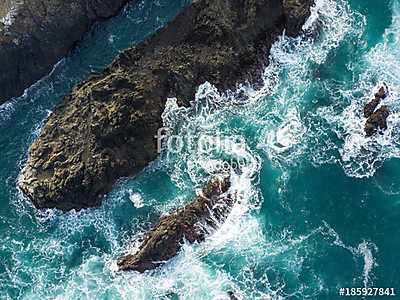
[364,85,389,137]
[365,105,390,137]
[363,86,387,118]
[117,177,232,273]
[18,0,314,211]
[0,0,134,104]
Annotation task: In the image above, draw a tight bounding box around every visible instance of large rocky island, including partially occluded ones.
[0,0,134,104]
[18,0,314,211]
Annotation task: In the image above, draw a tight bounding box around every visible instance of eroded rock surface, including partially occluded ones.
[0,0,134,104]
[364,85,389,137]
[18,0,314,211]
[117,177,232,273]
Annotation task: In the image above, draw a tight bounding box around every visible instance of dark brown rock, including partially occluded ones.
[283,0,313,35]
[365,105,389,137]
[364,96,381,118]
[18,0,314,211]
[0,0,134,105]
[375,86,387,99]
[364,85,388,118]
[117,177,232,273]
[363,85,389,136]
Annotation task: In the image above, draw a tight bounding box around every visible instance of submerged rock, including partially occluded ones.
[0,0,134,104]
[117,177,232,273]
[18,0,314,211]
[364,85,389,137]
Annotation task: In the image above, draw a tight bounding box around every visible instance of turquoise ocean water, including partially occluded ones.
[0,0,399,298]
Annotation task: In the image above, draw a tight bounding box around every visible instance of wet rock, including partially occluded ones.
[363,85,389,136]
[283,0,315,35]
[364,85,388,118]
[0,0,135,105]
[365,105,389,137]
[117,177,233,273]
[363,97,381,119]
[18,0,315,211]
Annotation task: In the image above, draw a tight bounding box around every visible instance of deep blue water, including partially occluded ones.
[1,0,400,299]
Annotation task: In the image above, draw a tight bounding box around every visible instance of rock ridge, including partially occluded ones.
[117,177,232,273]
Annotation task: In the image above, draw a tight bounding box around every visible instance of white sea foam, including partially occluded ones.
[7,0,391,299]
[248,0,400,179]
[108,34,116,44]
[88,0,376,298]
[45,184,324,300]
[246,0,364,171]
[129,191,144,208]
[0,98,17,122]
[321,221,378,287]
[135,3,359,295]
[316,0,400,178]
[161,82,262,190]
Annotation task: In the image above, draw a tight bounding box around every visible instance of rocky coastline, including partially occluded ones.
[0,0,134,104]
[118,177,232,273]
[18,0,314,211]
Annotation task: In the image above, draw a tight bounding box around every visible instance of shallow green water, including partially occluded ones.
[0,0,400,299]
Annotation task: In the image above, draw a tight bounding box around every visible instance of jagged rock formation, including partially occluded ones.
[18,0,314,211]
[365,105,390,137]
[364,86,387,118]
[0,0,134,104]
[118,177,232,273]
[364,85,389,137]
